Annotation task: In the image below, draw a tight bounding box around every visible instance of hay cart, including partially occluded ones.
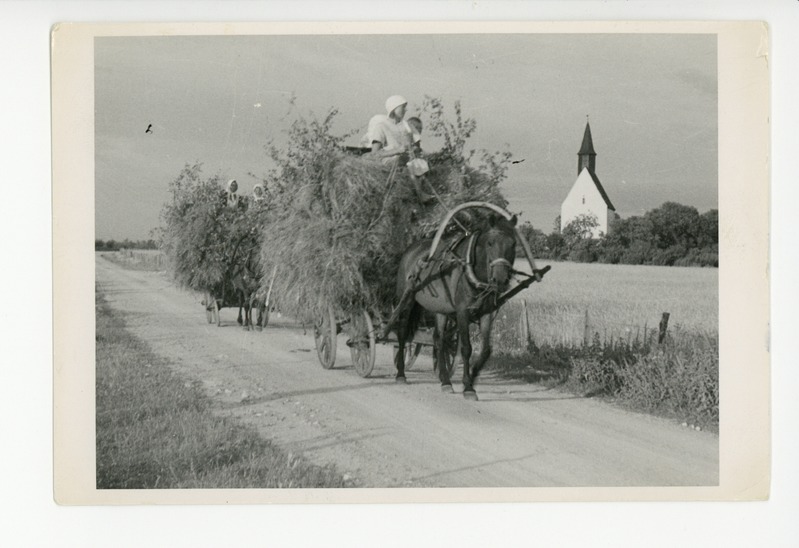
[202,265,276,329]
[312,202,549,378]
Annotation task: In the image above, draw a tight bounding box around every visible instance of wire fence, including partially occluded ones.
[488,299,672,354]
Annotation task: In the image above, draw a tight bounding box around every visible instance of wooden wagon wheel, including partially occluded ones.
[393,343,423,370]
[433,317,458,381]
[204,292,215,324]
[213,297,221,327]
[260,306,270,329]
[349,311,376,378]
[251,295,268,330]
[314,306,337,369]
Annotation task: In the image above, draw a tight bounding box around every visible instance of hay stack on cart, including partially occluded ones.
[257,128,508,327]
[159,164,270,326]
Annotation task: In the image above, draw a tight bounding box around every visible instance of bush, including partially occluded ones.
[491,328,719,430]
[620,240,654,265]
[651,244,688,266]
[567,239,599,263]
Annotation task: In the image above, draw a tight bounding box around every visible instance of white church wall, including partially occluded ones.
[560,168,609,237]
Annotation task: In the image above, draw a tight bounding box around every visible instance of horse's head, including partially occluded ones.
[478,214,517,290]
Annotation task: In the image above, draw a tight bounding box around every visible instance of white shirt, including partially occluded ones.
[368,116,413,152]
[360,115,420,149]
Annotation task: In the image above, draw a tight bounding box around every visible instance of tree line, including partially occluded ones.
[95,238,159,251]
[518,201,718,267]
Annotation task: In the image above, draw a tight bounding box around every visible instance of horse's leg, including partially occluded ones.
[435,313,454,393]
[242,297,251,331]
[237,305,243,325]
[456,307,476,399]
[393,304,418,384]
[469,314,495,390]
[255,299,264,330]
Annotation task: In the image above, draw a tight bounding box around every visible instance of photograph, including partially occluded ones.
[52,21,769,504]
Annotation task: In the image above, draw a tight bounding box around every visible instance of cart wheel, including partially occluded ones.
[434,319,458,381]
[213,298,221,327]
[260,306,270,329]
[204,293,214,324]
[253,298,269,330]
[394,343,423,370]
[349,311,376,378]
[314,306,337,369]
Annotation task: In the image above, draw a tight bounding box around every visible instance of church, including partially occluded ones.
[560,120,616,237]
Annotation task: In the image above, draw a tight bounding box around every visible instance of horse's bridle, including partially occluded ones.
[464,231,513,291]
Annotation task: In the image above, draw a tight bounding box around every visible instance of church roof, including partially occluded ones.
[586,169,615,211]
[578,121,596,156]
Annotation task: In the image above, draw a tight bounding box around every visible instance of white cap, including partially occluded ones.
[385,95,407,115]
[226,179,238,192]
[252,183,265,200]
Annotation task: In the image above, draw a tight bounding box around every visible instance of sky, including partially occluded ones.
[95,33,717,240]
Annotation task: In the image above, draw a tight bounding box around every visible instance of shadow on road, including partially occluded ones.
[217,380,399,409]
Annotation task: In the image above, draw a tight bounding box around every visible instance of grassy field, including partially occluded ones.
[491,259,718,351]
[100,249,166,271]
[95,287,350,489]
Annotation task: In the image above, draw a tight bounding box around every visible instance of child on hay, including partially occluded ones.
[251,183,266,204]
[405,116,423,156]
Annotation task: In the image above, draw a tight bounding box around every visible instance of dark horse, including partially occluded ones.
[230,247,267,331]
[228,230,267,331]
[393,213,519,400]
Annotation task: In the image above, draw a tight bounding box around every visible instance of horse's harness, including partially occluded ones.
[412,228,513,312]
[463,231,513,292]
[381,228,513,338]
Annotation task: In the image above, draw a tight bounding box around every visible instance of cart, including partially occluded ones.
[312,201,549,379]
[313,306,459,379]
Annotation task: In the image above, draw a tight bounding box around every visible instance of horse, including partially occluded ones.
[230,244,267,331]
[393,213,519,400]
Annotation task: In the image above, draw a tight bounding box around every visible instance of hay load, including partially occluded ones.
[258,108,510,323]
[159,164,268,297]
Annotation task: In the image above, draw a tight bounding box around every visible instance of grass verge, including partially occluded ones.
[95,288,349,488]
[489,328,719,433]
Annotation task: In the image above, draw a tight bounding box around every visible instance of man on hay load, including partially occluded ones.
[367,95,434,204]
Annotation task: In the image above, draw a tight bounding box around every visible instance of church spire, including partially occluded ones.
[578,117,596,175]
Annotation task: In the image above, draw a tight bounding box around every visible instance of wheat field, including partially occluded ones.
[493,260,719,350]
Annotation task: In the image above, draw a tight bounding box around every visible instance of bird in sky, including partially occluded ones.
[511,159,525,164]
[145,124,153,134]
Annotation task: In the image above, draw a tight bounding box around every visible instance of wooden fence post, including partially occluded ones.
[583,309,590,346]
[658,312,670,344]
[518,300,530,347]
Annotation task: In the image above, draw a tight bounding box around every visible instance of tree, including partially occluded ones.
[562,213,599,249]
[517,221,548,256]
[695,209,718,248]
[645,201,701,250]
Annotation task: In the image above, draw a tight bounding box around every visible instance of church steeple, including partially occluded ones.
[578,118,596,175]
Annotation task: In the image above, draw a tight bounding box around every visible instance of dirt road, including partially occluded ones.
[96,255,718,488]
